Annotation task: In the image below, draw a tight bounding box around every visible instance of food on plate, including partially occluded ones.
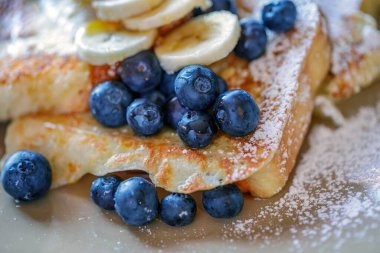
[3,1,330,200]
[159,193,197,227]
[1,150,52,201]
[126,98,164,136]
[121,0,211,31]
[1,0,379,228]
[262,0,297,32]
[234,18,267,61]
[165,97,188,129]
[212,89,260,137]
[319,0,380,100]
[114,177,159,226]
[75,20,158,66]
[202,184,244,219]
[90,175,122,210]
[119,50,162,92]
[174,65,219,111]
[92,0,164,21]
[155,11,241,73]
[0,56,92,122]
[89,81,134,128]
[241,0,380,100]
[177,110,217,149]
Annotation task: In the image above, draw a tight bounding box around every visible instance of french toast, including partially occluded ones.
[3,1,330,198]
[0,55,92,121]
[240,0,380,101]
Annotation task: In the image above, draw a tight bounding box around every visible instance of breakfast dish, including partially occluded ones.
[0,0,379,231]
[2,0,329,200]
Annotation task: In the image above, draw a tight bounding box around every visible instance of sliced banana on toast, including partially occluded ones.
[75,20,157,65]
[155,11,241,73]
[92,0,164,21]
[122,0,211,31]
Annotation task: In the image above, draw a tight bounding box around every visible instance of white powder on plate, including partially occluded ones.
[222,101,380,252]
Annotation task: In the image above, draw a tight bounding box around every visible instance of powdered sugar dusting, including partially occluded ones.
[316,0,380,75]
[230,2,321,166]
[222,101,380,252]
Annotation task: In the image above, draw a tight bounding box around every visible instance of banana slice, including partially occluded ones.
[75,21,157,65]
[92,0,164,21]
[155,11,241,73]
[122,0,212,31]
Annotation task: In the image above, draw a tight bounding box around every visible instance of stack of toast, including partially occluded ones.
[1,0,379,198]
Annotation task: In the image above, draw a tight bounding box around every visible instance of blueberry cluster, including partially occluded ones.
[90,51,165,136]
[89,0,298,148]
[235,0,298,61]
[91,176,244,227]
[90,51,260,149]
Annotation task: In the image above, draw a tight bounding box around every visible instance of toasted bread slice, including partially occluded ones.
[3,2,330,198]
[318,0,380,100]
[0,56,92,121]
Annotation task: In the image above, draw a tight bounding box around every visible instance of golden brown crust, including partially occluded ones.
[0,55,93,121]
[0,55,80,84]
[89,63,121,85]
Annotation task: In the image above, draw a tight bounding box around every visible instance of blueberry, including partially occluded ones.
[160,72,178,99]
[177,111,217,149]
[262,0,297,32]
[119,51,162,93]
[114,177,159,226]
[160,193,197,227]
[216,75,228,95]
[193,0,238,16]
[202,184,243,219]
[192,7,205,17]
[141,90,167,107]
[90,175,122,210]
[213,89,260,137]
[165,97,187,129]
[127,99,164,136]
[1,150,52,201]
[234,19,267,61]
[210,0,238,14]
[89,81,134,128]
[175,65,218,111]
